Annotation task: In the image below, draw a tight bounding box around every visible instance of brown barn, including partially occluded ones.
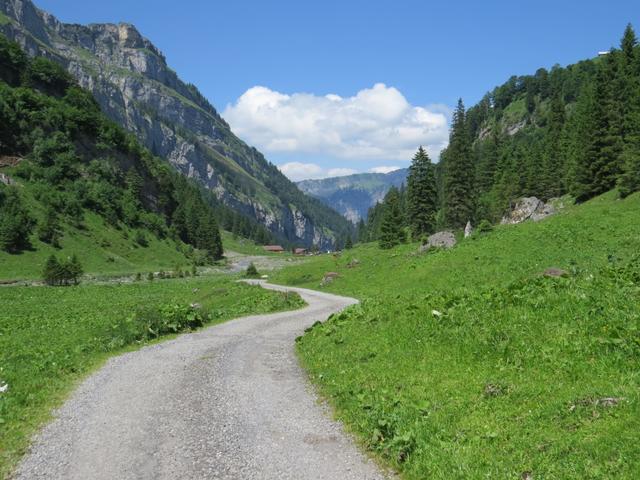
[294,248,307,255]
[263,245,285,253]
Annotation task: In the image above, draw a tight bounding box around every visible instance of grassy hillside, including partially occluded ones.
[273,191,640,478]
[0,275,304,479]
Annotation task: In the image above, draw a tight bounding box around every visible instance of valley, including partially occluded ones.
[1,1,639,479]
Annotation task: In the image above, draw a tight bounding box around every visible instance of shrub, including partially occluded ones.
[132,303,209,339]
[245,262,260,278]
[147,272,154,281]
[42,254,83,286]
[134,230,148,247]
[0,187,35,253]
[477,219,494,233]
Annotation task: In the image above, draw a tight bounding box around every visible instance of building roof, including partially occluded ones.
[263,245,285,252]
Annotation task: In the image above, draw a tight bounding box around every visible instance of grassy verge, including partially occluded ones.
[0,275,304,479]
[275,191,640,478]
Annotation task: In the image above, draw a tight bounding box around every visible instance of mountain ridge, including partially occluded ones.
[297,168,408,222]
[0,0,351,248]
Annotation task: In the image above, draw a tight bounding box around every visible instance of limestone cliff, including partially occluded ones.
[0,0,351,248]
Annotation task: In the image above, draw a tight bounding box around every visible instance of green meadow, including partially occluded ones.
[273,191,640,479]
[0,275,304,478]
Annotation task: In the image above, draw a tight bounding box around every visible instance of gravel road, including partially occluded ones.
[14,282,387,480]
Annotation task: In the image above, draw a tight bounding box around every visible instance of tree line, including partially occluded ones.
[359,24,640,248]
[0,34,227,260]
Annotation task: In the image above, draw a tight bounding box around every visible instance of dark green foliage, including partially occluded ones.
[0,34,27,87]
[42,253,83,286]
[454,24,640,219]
[407,146,438,238]
[245,262,259,278]
[378,187,406,249]
[443,99,475,228]
[0,187,34,252]
[345,236,353,249]
[0,34,227,260]
[37,205,61,247]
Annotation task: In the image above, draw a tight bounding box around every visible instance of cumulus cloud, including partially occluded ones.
[223,83,449,162]
[278,162,359,182]
[370,166,402,174]
[278,162,324,181]
[328,168,358,177]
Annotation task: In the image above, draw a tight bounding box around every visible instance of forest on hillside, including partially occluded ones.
[360,25,640,248]
[0,35,276,261]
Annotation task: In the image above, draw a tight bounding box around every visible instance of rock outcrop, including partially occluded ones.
[501,197,556,225]
[0,0,349,249]
[419,231,457,253]
[464,221,473,238]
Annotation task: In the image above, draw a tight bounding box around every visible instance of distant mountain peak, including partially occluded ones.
[297,168,409,223]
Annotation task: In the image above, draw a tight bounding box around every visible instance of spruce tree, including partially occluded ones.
[67,254,83,285]
[541,91,566,199]
[43,255,62,286]
[443,99,475,228]
[378,187,406,249]
[407,146,438,239]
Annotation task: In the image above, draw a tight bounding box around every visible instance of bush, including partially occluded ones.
[134,230,148,247]
[0,187,35,253]
[245,262,260,278]
[37,206,62,247]
[132,303,209,339]
[42,254,83,286]
[477,219,494,233]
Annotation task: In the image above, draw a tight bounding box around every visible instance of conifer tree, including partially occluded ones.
[43,254,62,286]
[407,146,438,239]
[443,99,475,228]
[378,187,406,249]
[67,254,83,285]
[541,91,566,199]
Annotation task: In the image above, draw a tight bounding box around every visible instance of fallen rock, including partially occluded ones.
[543,268,569,278]
[501,197,555,225]
[321,272,340,286]
[464,221,473,238]
[419,231,457,253]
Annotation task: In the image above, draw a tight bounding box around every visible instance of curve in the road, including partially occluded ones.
[14,282,387,480]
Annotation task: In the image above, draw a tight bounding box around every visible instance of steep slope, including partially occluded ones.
[297,169,408,223]
[0,34,224,279]
[0,0,351,249]
[439,25,640,222]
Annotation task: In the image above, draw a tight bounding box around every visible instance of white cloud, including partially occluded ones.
[278,163,359,182]
[223,83,449,162]
[279,162,324,181]
[328,168,358,177]
[370,166,402,174]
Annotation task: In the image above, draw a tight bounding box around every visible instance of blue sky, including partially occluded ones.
[36,0,639,180]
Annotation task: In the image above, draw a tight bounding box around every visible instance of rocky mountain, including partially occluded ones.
[297,169,409,223]
[0,0,351,248]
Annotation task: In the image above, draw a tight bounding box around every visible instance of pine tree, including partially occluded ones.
[443,99,475,228]
[378,187,406,249]
[67,254,83,285]
[618,24,640,197]
[407,146,438,239]
[540,91,566,199]
[357,218,367,243]
[43,254,62,286]
[345,236,353,249]
[37,205,61,247]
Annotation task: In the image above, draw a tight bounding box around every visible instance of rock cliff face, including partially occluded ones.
[0,0,350,248]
